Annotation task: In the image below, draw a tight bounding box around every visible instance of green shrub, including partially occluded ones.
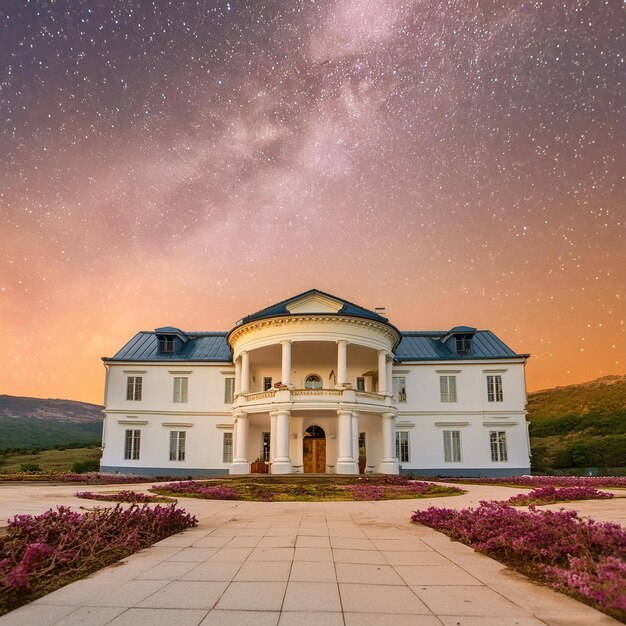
[19,463,41,473]
[71,459,101,474]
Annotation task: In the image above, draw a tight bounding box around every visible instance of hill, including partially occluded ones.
[0,395,103,451]
[527,375,626,470]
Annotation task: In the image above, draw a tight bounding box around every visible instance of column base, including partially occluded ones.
[271,460,293,474]
[335,461,359,475]
[229,461,250,475]
[377,460,399,475]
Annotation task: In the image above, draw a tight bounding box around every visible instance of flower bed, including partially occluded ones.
[424,475,626,489]
[411,502,626,621]
[151,476,464,502]
[0,471,154,484]
[0,504,197,615]
[505,485,614,506]
[75,490,176,503]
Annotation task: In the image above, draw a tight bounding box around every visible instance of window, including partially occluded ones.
[173,377,188,403]
[490,431,508,462]
[124,430,140,460]
[126,376,142,401]
[158,336,175,353]
[393,377,407,403]
[169,431,186,461]
[224,377,235,403]
[223,432,233,463]
[440,375,457,403]
[356,377,365,391]
[304,374,322,389]
[443,430,462,462]
[395,431,409,463]
[487,375,503,402]
[262,431,270,462]
[263,377,273,391]
[456,335,471,355]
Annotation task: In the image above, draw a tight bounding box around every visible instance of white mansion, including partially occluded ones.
[100,290,531,477]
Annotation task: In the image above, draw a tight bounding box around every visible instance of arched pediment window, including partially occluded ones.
[304,374,322,389]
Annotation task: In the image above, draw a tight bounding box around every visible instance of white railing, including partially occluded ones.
[291,388,343,397]
[241,391,276,402]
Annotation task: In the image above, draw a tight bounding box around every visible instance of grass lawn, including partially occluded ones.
[0,446,101,473]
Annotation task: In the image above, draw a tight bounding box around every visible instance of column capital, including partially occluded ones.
[270,409,290,418]
[280,339,292,346]
[382,412,396,420]
[337,408,352,418]
[241,349,249,356]
[233,410,247,420]
[336,339,349,346]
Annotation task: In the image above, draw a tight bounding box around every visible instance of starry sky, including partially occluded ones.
[1,0,624,404]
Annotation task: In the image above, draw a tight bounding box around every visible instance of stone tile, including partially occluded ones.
[234,561,292,582]
[248,547,295,561]
[344,615,442,626]
[125,546,183,561]
[192,535,232,548]
[208,547,254,562]
[137,581,229,609]
[282,581,341,612]
[339,583,431,614]
[439,618,547,626]
[382,551,450,566]
[289,561,337,582]
[0,605,77,626]
[225,535,262,547]
[181,561,242,581]
[108,608,208,626]
[336,563,405,585]
[293,547,333,562]
[153,535,202,547]
[372,539,432,551]
[215,582,287,611]
[295,535,330,548]
[330,537,375,550]
[137,561,199,580]
[200,610,279,626]
[332,549,387,564]
[411,585,528,616]
[395,565,482,586]
[258,535,297,548]
[85,580,171,607]
[50,607,127,626]
[167,547,219,562]
[278,612,344,625]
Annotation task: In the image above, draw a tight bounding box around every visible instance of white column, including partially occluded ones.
[336,340,348,387]
[352,412,360,466]
[234,358,242,396]
[387,358,393,398]
[336,409,358,474]
[270,411,277,464]
[229,412,250,474]
[378,350,388,395]
[280,340,292,387]
[271,410,293,474]
[241,350,250,393]
[379,412,399,474]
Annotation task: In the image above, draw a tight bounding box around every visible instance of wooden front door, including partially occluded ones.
[303,438,326,473]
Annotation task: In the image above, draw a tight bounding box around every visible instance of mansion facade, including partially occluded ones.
[100,290,531,477]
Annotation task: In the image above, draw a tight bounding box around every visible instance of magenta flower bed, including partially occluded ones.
[153,481,239,500]
[506,486,614,506]
[427,475,626,489]
[411,502,626,620]
[0,504,197,615]
[75,490,175,503]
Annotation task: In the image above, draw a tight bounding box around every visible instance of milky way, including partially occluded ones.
[0,0,624,402]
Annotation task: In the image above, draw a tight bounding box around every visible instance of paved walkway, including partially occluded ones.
[0,482,623,626]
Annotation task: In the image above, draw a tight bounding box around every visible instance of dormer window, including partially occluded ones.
[455,335,472,355]
[159,336,175,353]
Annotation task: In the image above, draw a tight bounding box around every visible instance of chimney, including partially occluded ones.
[375,307,387,319]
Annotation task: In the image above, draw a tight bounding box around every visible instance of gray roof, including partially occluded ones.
[106,332,231,362]
[396,331,526,361]
[105,329,526,363]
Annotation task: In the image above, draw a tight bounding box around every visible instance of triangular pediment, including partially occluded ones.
[285,293,344,314]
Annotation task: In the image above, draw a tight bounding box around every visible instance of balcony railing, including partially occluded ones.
[236,387,391,411]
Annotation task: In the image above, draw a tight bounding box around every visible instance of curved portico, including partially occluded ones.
[226,292,401,475]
